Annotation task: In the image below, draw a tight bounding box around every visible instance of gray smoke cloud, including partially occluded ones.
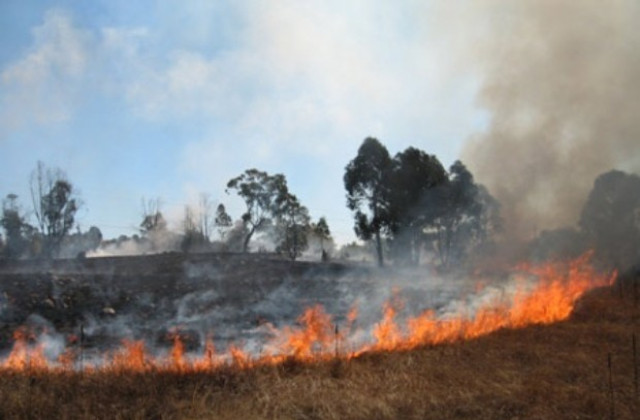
[460,0,640,239]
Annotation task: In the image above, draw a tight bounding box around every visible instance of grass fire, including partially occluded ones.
[2,1,640,418]
[3,252,637,419]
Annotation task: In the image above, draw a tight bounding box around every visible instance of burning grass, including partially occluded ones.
[1,254,638,419]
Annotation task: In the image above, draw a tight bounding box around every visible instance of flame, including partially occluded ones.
[0,252,615,373]
[279,305,334,358]
[3,328,48,371]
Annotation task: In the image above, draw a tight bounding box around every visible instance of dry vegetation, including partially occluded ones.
[1,283,639,420]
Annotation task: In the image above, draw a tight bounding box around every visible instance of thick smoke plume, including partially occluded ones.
[461,0,640,239]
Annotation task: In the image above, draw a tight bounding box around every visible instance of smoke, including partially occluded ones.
[87,231,181,257]
[0,253,519,363]
[459,0,640,239]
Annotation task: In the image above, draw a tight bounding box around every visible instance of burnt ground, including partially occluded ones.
[0,253,378,355]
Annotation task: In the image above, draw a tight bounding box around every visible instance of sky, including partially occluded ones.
[0,1,487,244]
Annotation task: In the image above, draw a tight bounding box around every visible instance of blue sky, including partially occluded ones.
[0,1,489,244]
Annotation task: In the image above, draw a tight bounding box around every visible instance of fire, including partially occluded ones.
[279,305,334,358]
[3,328,48,371]
[0,252,615,373]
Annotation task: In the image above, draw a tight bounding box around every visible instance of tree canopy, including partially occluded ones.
[276,192,311,260]
[226,169,289,252]
[30,162,80,258]
[1,194,33,258]
[344,137,393,266]
[344,139,500,269]
[580,170,640,269]
[387,147,448,264]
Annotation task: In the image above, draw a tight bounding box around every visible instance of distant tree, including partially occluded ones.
[181,205,207,253]
[226,169,289,252]
[198,193,214,242]
[140,197,169,252]
[387,147,447,265]
[85,226,103,250]
[140,198,167,234]
[312,217,332,253]
[580,170,640,270]
[214,203,233,241]
[30,162,80,258]
[1,194,33,258]
[431,161,500,269]
[344,138,393,267]
[59,225,103,258]
[276,193,310,260]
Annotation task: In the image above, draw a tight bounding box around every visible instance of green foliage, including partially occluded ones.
[344,138,393,266]
[276,193,311,260]
[140,198,167,234]
[580,170,640,269]
[214,203,233,241]
[227,169,290,252]
[431,161,499,269]
[30,162,80,258]
[344,139,501,268]
[1,194,34,258]
[387,147,447,265]
[312,216,332,253]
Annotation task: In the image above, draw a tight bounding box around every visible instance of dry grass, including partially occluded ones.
[1,286,639,420]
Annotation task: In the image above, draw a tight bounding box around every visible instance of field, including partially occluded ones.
[0,254,639,419]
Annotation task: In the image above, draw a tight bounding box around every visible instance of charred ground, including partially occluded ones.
[0,281,638,419]
[0,253,372,354]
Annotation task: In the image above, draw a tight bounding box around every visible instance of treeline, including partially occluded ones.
[0,162,98,259]
[344,138,500,268]
[530,169,640,271]
[3,137,497,268]
[0,163,335,261]
[2,139,639,271]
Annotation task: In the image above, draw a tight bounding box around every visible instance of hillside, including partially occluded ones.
[0,253,638,418]
[0,284,638,419]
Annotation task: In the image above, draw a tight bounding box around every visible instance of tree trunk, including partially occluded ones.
[375,229,384,267]
[243,226,256,253]
[291,225,298,261]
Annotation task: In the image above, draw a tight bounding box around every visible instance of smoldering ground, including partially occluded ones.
[0,252,528,364]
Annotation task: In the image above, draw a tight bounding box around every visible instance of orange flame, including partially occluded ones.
[0,252,615,373]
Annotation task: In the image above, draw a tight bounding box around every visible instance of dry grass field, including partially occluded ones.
[1,283,638,420]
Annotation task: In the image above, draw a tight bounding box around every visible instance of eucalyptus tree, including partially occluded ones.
[226,169,289,252]
[30,161,80,258]
[344,137,393,266]
[276,192,311,260]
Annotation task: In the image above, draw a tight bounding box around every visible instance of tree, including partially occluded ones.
[276,193,310,260]
[59,225,103,258]
[181,205,207,253]
[224,220,250,252]
[431,161,500,269]
[198,193,214,242]
[140,198,167,234]
[387,147,447,265]
[1,194,33,258]
[140,198,169,251]
[30,162,80,258]
[312,217,331,252]
[344,137,393,267]
[579,170,640,270]
[214,204,233,241]
[226,169,289,252]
